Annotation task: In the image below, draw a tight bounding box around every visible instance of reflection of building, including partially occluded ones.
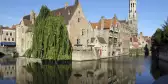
[16,58,35,84]
[69,57,139,84]
[69,60,108,84]
[0,60,16,79]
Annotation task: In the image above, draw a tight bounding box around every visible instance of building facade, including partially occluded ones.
[16,11,35,56]
[90,14,131,57]
[0,25,16,46]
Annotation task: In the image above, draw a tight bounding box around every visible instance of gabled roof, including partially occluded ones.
[51,2,78,25]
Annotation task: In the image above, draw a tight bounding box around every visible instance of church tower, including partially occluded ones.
[128,0,138,36]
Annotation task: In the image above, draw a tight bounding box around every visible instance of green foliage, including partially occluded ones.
[162,19,168,43]
[153,28,163,45]
[152,18,168,45]
[25,5,72,60]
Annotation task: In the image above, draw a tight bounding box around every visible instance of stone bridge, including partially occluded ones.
[0,47,16,55]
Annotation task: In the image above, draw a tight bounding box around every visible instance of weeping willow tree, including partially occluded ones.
[26,5,72,60]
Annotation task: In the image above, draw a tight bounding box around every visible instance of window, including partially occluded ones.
[82,29,85,35]
[79,11,80,14]
[78,18,80,22]
[133,3,134,7]
[131,3,132,7]
[8,38,10,41]
[12,38,14,41]
[4,38,6,41]
[10,33,12,36]
[77,39,80,44]
[6,32,8,35]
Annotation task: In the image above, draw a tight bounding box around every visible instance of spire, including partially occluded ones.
[75,0,79,5]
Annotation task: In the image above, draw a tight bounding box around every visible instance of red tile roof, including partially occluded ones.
[91,15,119,29]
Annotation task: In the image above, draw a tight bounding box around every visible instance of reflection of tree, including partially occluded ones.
[150,59,161,80]
[25,63,72,84]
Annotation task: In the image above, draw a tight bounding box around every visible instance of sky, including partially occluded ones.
[0,0,168,36]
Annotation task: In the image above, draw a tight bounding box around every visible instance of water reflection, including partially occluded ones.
[1,56,168,84]
[0,57,16,80]
[15,56,148,84]
[150,57,168,80]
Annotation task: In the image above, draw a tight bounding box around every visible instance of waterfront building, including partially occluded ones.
[51,0,93,49]
[90,15,132,57]
[0,25,16,47]
[16,0,93,57]
[130,32,151,49]
[16,11,35,56]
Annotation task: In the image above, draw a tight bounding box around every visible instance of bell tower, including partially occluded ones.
[128,0,138,36]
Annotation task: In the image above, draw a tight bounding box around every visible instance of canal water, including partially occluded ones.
[0,56,167,84]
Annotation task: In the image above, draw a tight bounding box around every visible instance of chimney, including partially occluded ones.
[65,2,68,9]
[101,16,104,30]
